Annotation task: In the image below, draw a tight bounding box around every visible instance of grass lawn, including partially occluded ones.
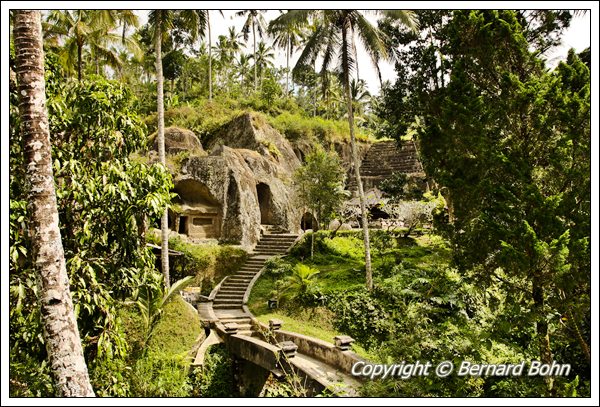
[253,311,374,360]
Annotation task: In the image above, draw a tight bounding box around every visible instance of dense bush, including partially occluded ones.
[147,233,247,295]
[189,345,238,397]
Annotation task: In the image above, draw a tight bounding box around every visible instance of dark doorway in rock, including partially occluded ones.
[369,206,390,220]
[256,183,274,225]
[179,216,188,234]
[300,212,318,231]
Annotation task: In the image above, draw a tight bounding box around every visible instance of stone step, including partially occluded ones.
[214,298,244,305]
[256,240,294,245]
[258,240,296,245]
[220,283,248,289]
[222,278,251,284]
[215,293,245,300]
[219,317,252,324]
[254,248,288,253]
[218,289,246,295]
[213,303,242,309]
[229,274,254,279]
[237,272,258,277]
[255,245,292,250]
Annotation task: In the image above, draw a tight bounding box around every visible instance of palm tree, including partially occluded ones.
[226,26,243,57]
[291,10,418,291]
[149,10,175,289]
[251,41,276,86]
[45,10,140,80]
[268,14,306,96]
[13,10,95,396]
[350,78,371,117]
[237,53,252,89]
[236,10,267,91]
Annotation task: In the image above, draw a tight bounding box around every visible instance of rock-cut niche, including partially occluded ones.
[256,182,274,225]
[172,179,222,239]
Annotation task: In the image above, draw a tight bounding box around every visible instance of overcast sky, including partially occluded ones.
[140,9,591,95]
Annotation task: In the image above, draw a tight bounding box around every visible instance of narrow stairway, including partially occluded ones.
[212,232,298,335]
[347,140,424,192]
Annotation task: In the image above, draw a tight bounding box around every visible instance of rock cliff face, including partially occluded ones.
[207,113,301,174]
[160,112,385,249]
[152,126,204,155]
[174,113,303,249]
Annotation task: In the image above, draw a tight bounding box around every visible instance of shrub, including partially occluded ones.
[327,289,395,349]
[189,345,237,397]
[129,351,192,397]
[164,235,247,295]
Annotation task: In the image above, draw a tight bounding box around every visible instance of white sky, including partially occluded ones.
[136,8,591,95]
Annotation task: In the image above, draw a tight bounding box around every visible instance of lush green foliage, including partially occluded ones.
[294,148,348,229]
[189,345,238,397]
[149,234,247,294]
[9,56,172,395]
[249,229,589,396]
[123,295,202,397]
[377,10,590,394]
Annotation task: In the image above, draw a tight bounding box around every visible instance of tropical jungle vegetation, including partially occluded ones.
[8,8,591,399]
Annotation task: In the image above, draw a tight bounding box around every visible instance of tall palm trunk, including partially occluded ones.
[13,10,95,397]
[155,11,170,289]
[253,19,257,91]
[342,24,372,291]
[207,10,213,100]
[286,36,290,96]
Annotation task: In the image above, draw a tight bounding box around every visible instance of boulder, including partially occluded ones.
[339,223,353,231]
[328,219,341,231]
[177,146,302,249]
[153,126,204,155]
[207,113,300,174]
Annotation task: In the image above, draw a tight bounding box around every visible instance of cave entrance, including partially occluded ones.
[256,183,274,225]
[369,206,390,220]
[300,212,318,231]
[173,179,222,239]
[178,216,188,234]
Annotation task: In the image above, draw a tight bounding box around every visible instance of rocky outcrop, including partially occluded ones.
[175,114,304,249]
[207,113,300,174]
[153,126,204,155]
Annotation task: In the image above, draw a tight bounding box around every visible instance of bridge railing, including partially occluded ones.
[253,321,368,379]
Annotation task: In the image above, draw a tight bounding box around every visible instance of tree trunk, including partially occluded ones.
[155,11,170,289]
[533,275,554,393]
[13,10,95,397]
[77,42,83,81]
[253,19,257,91]
[286,37,290,96]
[342,25,373,291]
[207,10,212,101]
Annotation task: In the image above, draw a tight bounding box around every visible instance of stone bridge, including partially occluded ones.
[184,232,367,396]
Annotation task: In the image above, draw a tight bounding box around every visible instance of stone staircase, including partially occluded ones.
[347,140,424,192]
[211,232,298,336]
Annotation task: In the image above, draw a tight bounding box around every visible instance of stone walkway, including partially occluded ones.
[201,232,364,396]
